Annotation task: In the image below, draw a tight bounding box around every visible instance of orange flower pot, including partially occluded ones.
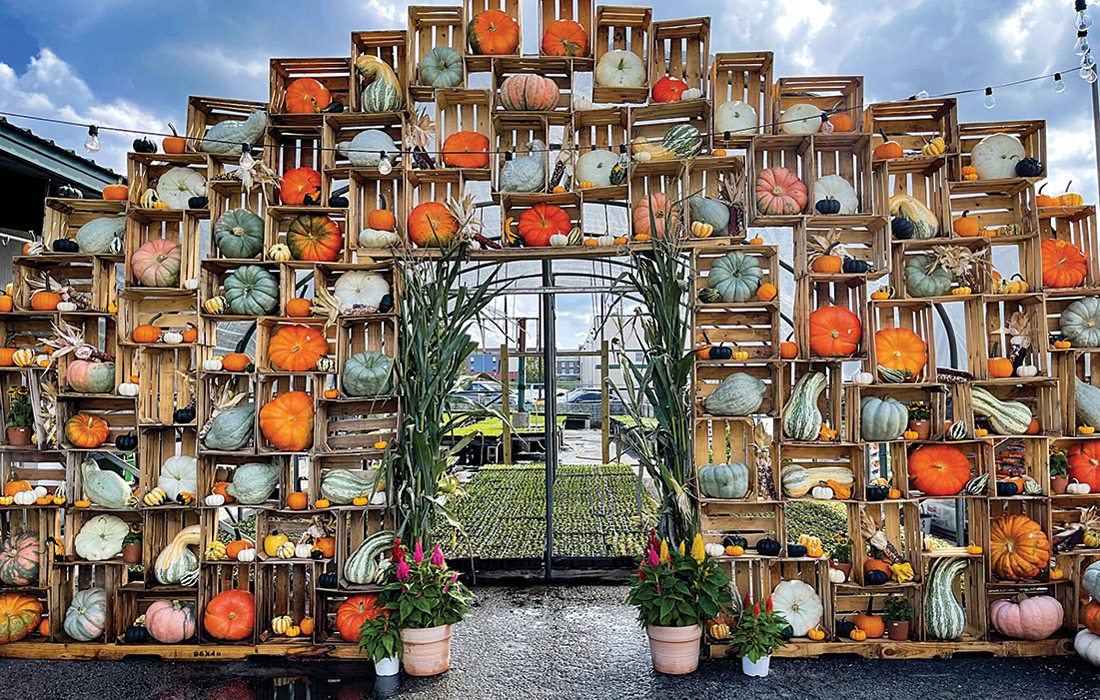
[401,624,453,676]
[646,624,701,674]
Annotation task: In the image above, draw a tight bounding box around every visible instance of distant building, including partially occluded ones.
[466,350,501,378]
[556,357,581,383]
[578,312,646,387]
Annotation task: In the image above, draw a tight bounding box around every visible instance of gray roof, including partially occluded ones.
[0,117,123,194]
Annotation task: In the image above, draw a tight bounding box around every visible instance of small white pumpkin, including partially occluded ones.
[162,331,184,345]
[358,228,400,248]
[549,233,571,247]
[828,566,848,583]
[704,543,725,558]
[370,491,386,506]
[780,103,824,135]
[1016,364,1039,378]
[184,278,200,290]
[236,547,256,562]
[118,383,140,397]
[1068,480,1092,495]
[851,371,874,385]
[715,100,759,136]
[681,87,703,101]
[572,97,593,110]
[597,234,616,247]
[204,493,225,507]
[13,490,36,506]
[56,301,79,312]
[203,359,224,372]
[33,485,47,498]
[811,483,835,500]
[294,543,313,558]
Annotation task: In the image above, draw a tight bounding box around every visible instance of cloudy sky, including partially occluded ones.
[0,0,1094,351]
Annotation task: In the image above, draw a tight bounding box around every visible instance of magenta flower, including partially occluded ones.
[396,559,411,581]
[431,544,445,567]
[443,570,459,593]
[413,540,424,564]
[646,544,660,568]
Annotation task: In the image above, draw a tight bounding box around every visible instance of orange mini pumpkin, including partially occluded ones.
[827,112,853,133]
[987,357,1014,378]
[259,391,315,452]
[779,340,798,360]
[65,413,110,448]
[279,167,322,206]
[268,325,329,372]
[181,324,199,343]
[286,491,309,511]
[757,283,778,302]
[367,196,397,232]
[30,290,62,311]
[285,298,314,318]
[102,181,128,201]
[132,324,162,344]
[222,353,253,372]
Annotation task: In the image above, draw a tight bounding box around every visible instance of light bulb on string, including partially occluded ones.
[617,143,630,168]
[1084,64,1098,83]
[239,144,254,169]
[84,125,100,153]
[915,90,930,100]
[820,112,835,134]
[983,87,996,109]
[1084,51,1097,70]
[1078,0,1093,30]
[1077,30,1091,55]
[1055,73,1067,92]
[377,151,393,175]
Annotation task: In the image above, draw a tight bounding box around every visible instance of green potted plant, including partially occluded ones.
[626,530,731,674]
[908,401,931,440]
[829,535,853,581]
[729,597,789,677]
[5,386,32,446]
[883,594,912,641]
[122,525,143,565]
[1051,450,1070,494]
[357,610,402,676]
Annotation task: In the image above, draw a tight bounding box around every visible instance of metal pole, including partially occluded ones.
[1093,79,1100,201]
[541,259,557,580]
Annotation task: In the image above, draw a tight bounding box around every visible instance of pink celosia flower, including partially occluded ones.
[413,540,424,563]
[396,559,411,581]
[647,544,660,568]
[431,545,445,567]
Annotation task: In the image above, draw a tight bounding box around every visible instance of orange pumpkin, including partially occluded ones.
[30,291,62,311]
[989,514,1050,581]
[286,214,343,262]
[779,340,798,360]
[65,413,110,449]
[286,491,309,511]
[0,296,13,313]
[222,353,253,372]
[853,601,886,638]
[314,536,336,559]
[1036,183,1058,208]
[1041,238,1088,289]
[0,349,17,367]
[808,306,862,357]
[225,540,253,560]
[541,19,588,57]
[827,112,852,133]
[874,327,927,378]
[987,357,1014,378]
[517,203,572,247]
[181,324,199,343]
[441,131,490,169]
[285,298,313,318]
[284,78,332,114]
[259,391,315,452]
[1067,441,1100,491]
[163,124,186,155]
[952,211,981,237]
[3,480,31,496]
[102,181,128,201]
[907,444,971,496]
[132,324,162,344]
[407,202,459,248]
[1084,601,1100,634]
[279,167,322,206]
[757,283,778,302]
[268,325,329,372]
[633,193,678,238]
[213,481,235,503]
[367,196,397,232]
[468,9,520,56]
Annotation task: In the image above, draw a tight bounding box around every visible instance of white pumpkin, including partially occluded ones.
[681,88,703,101]
[780,103,824,135]
[205,493,225,507]
[595,50,646,89]
[574,150,621,188]
[236,547,257,562]
[851,371,874,385]
[770,579,823,637]
[715,100,758,136]
[156,167,207,209]
[359,228,400,248]
[333,270,390,309]
[813,175,859,215]
[294,543,313,558]
[13,490,36,506]
[970,133,1026,180]
[74,514,129,561]
[1077,629,1100,667]
[337,129,398,168]
[158,455,198,500]
[202,359,223,372]
[828,567,847,583]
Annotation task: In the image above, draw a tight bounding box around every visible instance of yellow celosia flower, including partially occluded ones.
[690,533,706,564]
[659,540,670,562]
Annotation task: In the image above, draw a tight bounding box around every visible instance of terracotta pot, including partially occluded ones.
[122,543,142,564]
[6,427,30,446]
[886,619,910,641]
[909,419,931,440]
[646,624,701,675]
[1052,476,1070,494]
[830,561,852,580]
[401,624,452,676]
[742,654,771,677]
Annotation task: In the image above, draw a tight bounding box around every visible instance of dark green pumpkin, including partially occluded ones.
[864,569,890,585]
[842,258,871,273]
[124,625,149,643]
[865,484,890,501]
[815,197,842,215]
[756,537,781,556]
[115,434,138,452]
[787,543,808,557]
[891,217,915,240]
[319,571,338,588]
[710,345,733,360]
[996,481,1019,497]
[53,239,80,253]
[722,534,748,549]
[1015,158,1044,178]
[835,620,856,637]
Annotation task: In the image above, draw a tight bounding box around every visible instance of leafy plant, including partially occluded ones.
[829,535,852,564]
[5,386,32,429]
[1050,450,1069,478]
[626,531,731,627]
[908,401,930,421]
[373,540,471,630]
[122,526,142,546]
[883,594,912,622]
[729,598,788,663]
[357,612,402,663]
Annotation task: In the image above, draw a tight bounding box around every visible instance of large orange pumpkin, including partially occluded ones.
[336,594,382,643]
[808,306,862,357]
[259,391,315,452]
[468,9,520,55]
[853,602,886,638]
[286,214,343,262]
[541,19,588,57]
[989,514,1050,581]
[279,167,322,206]
[441,131,490,169]
[1068,441,1100,492]
[65,414,110,449]
[1041,238,1088,289]
[407,202,459,247]
[517,203,572,247]
[203,590,255,641]
[0,593,42,643]
[907,444,971,496]
[284,78,332,114]
[268,324,329,372]
[874,327,928,378]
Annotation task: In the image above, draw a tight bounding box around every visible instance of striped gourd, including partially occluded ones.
[925,556,967,640]
[963,473,989,495]
[320,469,375,505]
[781,463,855,498]
[971,386,1032,435]
[343,530,394,585]
[662,125,703,158]
[782,371,826,441]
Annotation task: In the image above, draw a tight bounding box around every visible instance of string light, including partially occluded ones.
[239,143,254,169]
[915,90,930,100]
[984,87,996,109]
[1055,72,1067,92]
[1077,30,1092,55]
[1078,0,1093,30]
[377,151,393,175]
[83,125,100,153]
[819,112,835,134]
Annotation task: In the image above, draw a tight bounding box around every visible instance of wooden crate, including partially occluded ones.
[684,155,748,241]
[903,438,991,499]
[407,6,467,102]
[406,169,465,214]
[492,57,574,112]
[254,319,334,373]
[54,313,120,394]
[592,5,651,104]
[0,507,60,590]
[136,348,196,426]
[255,375,321,454]
[62,508,141,562]
[0,451,66,502]
[797,217,889,279]
[694,304,780,360]
[492,114,551,194]
[810,133,878,219]
[699,502,782,555]
[10,255,117,313]
[317,396,399,455]
[1054,350,1100,435]
[969,378,1059,438]
[334,504,391,589]
[196,373,256,448]
[956,121,1047,181]
[255,510,337,563]
[750,135,813,225]
[197,562,257,644]
[629,160,686,238]
[865,298,938,383]
[113,589,199,644]
[865,98,960,159]
[847,499,923,585]
[142,509,201,590]
[990,437,1050,498]
[263,123,324,177]
[139,427,197,509]
[1046,290,1100,350]
[572,107,629,201]
[832,586,921,641]
[500,192,581,246]
[118,290,199,348]
[57,396,137,454]
[50,563,120,643]
[774,76,864,135]
[349,31,408,113]
[982,294,1049,380]
[845,384,948,447]
[321,112,405,174]
[879,156,951,239]
[649,17,709,98]
[891,238,993,300]
[185,97,267,156]
[127,153,210,211]
[435,88,492,178]
[762,559,831,635]
[124,210,200,291]
[465,0,522,56]
[200,260,282,322]
[692,416,777,502]
[628,100,709,152]
[42,198,127,249]
[348,169,405,255]
[711,52,773,147]
[1042,205,1100,290]
[695,360,781,420]
[264,206,349,263]
[946,179,1040,244]
[986,580,1072,641]
[256,562,316,644]
[779,442,863,505]
[987,498,1052,583]
[335,315,399,376]
[693,246,779,308]
[794,276,869,360]
[778,361,845,438]
[269,57,351,120]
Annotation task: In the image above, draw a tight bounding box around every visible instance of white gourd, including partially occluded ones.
[74,514,129,561]
[157,455,197,500]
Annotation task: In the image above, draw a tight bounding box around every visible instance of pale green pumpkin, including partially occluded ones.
[1061,297,1100,347]
[698,462,749,499]
[342,351,393,397]
[64,587,108,642]
[214,209,264,259]
[224,265,279,316]
[201,111,267,155]
[225,462,280,505]
[689,196,730,233]
[75,216,124,254]
[203,403,255,451]
[418,47,464,88]
[704,372,766,416]
[904,254,954,297]
[707,252,762,302]
[860,396,909,441]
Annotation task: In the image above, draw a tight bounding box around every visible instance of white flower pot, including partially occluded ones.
[375,654,400,677]
[742,654,771,677]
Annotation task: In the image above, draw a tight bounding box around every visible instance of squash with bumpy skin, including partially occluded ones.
[704,372,765,416]
[706,252,762,302]
[925,557,967,640]
[154,524,201,585]
[342,351,393,397]
[224,265,279,316]
[860,396,909,442]
[1061,297,1100,347]
[75,217,124,254]
[64,587,107,642]
[225,463,280,505]
[698,462,749,499]
[904,254,954,297]
[200,111,267,155]
[203,404,255,451]
[889,194,939,240]
[783,372,826,441]
[214,209,265,259]
[689,196,730,233]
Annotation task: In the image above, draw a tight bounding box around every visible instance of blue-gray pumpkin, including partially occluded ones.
[75,217,125,254]
[342,351,393,397]
[225,462,280,504]
[860,396,909,441]
[698,462,749,499]
[418,47,464,88]
[203,403,256,451]
[689,196,731,233]
[214,209,265,259]
[704,372,766,416]
[224,265,279,316]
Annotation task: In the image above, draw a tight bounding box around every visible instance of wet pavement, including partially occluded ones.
[5,585,1100,699]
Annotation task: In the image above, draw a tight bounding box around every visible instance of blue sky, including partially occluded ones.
[0,0,1095,349]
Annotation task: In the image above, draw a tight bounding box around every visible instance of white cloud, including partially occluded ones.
[994,0,1061,65]
[364,0,401,23]
[772,0,834,40]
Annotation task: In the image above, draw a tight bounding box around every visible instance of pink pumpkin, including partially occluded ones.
[66,359,116,394]
[633,193,679,238]
[144,599,196,644]
[0,532,40,587]
[498,74,560,111]
[755,166,808,216]
[131,238,182,287]
[989,595,1063,641]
